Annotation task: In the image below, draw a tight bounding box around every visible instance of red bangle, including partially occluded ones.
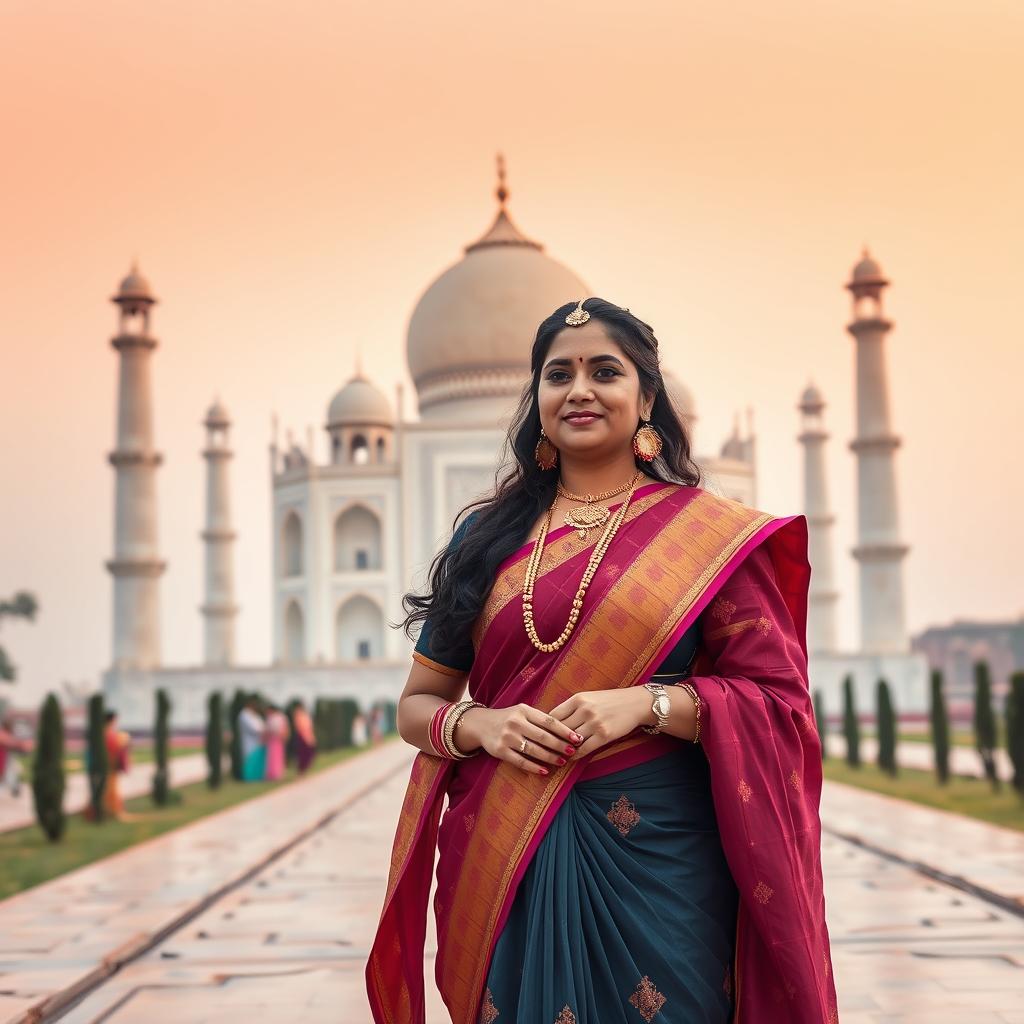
[429,702,452,757]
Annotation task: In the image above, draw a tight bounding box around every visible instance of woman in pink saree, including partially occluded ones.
[367,298,837,1023]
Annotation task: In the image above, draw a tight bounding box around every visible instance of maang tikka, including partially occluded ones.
[564,298,590,326]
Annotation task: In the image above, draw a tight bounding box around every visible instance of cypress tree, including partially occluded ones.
[812,689,827,760]
[842,674,860,768]
[152,688,171,805]
[86,693,108,823]
[930,669,951,785]
[876,678,898,777]
[973,660,1000,792]
[229,688,245,781]
[206,692,223,790]
[1006,671,1024,795]
[32,693,66,841]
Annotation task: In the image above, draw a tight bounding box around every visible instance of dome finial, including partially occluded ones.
[496,152,508,208]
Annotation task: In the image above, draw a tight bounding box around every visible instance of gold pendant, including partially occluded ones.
[563,503,611,537]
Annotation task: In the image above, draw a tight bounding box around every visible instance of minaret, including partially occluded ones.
[846,249,909,653]
[798,383,839,654]
[106,263,165,670]
[200,399,238,665]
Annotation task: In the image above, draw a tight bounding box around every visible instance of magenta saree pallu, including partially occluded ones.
[366,482,838,1024]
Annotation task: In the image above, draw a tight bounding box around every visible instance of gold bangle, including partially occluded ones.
[677,682,702,744]
[443,700,482,759]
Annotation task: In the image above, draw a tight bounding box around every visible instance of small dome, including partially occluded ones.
[327,375,393,428]
[115,262,156,303]
[851,249,886,284]
[204,398,230,425]
[799,382,824,410]
[662,370,697,423]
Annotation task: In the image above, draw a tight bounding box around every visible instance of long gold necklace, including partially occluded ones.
[523,471,643,653]
[556,473,642,540]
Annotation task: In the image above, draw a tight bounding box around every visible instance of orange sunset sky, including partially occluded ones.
[1,0,1022,703]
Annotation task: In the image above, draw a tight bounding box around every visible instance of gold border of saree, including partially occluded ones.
[441,490,773,1023]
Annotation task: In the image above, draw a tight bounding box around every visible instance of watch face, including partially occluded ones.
[654,694,671,717]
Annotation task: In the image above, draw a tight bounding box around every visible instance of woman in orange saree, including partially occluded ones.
[367,298,837,1023]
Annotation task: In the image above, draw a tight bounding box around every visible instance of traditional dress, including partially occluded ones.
[366,481,837,1024]
[264,709,289,780]
[102,725,130,818]
[238,707,266,782]
[292,705,317,774]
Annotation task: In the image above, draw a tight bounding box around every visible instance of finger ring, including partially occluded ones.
[519,738,528,754]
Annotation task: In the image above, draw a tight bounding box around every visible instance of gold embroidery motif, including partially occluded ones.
[464,812,476,833]
[607,795,641,837]
[737,779,753,803]
[756,616,773,636]
[753,880,774,905]
[629,976,667,1022]
[705,617,758,642]
[788,770,801,792]
[710,596,737,624]
[826,1007,839,1024]
[823,949,830,977]
[479,988,499,1024]
[554,1007,577,1024]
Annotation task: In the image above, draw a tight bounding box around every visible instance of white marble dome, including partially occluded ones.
[406,200,588,420]
[851,250,885,284]
[327,375,393,428]
[799,382,824,410]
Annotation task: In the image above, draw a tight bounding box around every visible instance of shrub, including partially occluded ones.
[206,692,223,790]
[930,669,950,785]
[86,693,108,822]
[876,678,897,777]
[842,675,860,768]
[973,660,1000,793]
[32,693,65,841]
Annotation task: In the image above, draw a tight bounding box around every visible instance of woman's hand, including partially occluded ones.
[548,688,651,756]
[458,704,584,777]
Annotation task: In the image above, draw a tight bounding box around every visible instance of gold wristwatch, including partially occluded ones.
[642,682,671,735]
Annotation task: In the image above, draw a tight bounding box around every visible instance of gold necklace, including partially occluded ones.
[523,472,642,653]
[556,472,644,540]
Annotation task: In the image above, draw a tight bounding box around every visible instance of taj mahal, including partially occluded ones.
[101,162,926,729]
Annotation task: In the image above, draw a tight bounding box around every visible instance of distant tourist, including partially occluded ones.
[238,697,266,781]
[0,713,32,797]
[351,711,368,747]
[291,700,316,775]
[263,703,290,781]
[102,710,131,819]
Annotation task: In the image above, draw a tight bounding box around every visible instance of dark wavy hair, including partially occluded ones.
[395,297,702,665]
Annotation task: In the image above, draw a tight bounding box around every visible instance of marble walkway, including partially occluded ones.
[2,742,1023,1023]
[0,754,209,834]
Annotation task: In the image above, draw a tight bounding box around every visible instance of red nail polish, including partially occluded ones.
[557,757,566,766]
[571,733,583,744]
[539,768,549,775]
[565,746,576,756]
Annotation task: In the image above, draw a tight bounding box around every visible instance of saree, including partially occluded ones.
[366,482,837,1024]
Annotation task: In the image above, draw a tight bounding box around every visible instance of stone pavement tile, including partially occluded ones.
[821,778,1024,907]
[0,741,411,1024]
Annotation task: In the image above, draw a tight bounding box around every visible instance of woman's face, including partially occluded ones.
[537,320,650,461]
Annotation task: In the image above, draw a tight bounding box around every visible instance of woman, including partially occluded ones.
[263,703,290,780]
[102,710,131,819]
[238,697,267,782]
[291,700,317,775]
[366,298,837,1023]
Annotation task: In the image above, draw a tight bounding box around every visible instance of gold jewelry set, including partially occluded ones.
[523,470,644,654]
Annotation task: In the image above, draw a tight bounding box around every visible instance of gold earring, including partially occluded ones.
[632,420,662,462]
[535,429,559,470]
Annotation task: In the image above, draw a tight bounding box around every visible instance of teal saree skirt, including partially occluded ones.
[484,745,738,1023]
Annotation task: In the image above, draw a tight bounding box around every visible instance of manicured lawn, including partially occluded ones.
[889,730,975,749]
[15,743,204,781]
[823,758,1024,834]
[0,744,375,900]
